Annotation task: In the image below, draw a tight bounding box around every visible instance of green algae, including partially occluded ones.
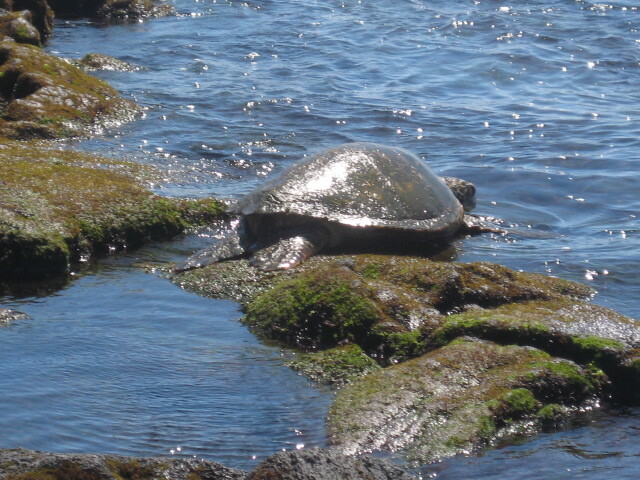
[5,461,99,480]
[288,343,381,385]
[328,338,605,464]
[0,140,224,279]
[429,300,638,400]
[105,458,161,480]
[0,41,139,139]
[243,265,383,350]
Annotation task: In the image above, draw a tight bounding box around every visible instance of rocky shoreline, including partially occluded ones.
[174,254,640,465]
[0,0,223,280]
[0,447,414,480]
[1,2,638,479]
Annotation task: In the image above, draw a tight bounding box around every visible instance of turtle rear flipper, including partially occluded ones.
[249,227,330,271]
[174,223,246,272]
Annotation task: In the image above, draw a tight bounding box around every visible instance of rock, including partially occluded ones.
[249,448,414,480]
[328,338,607,465]
[98,0,174,21]
[238,256,595,361]
[0,307,29,322]
[46,0,174,21]
[71,52,142,72]
[0,0,54,42]
[11,0,53,40]
[431,299,640,402]
[0,448,413,480]
[0,10,41,46]
[174,252,640,460]
[0,448,248,480]
[0,41,140,139]
[0,140,225,280]
[288,343,382,385]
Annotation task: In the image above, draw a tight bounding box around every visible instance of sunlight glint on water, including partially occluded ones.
[1,0,638,475]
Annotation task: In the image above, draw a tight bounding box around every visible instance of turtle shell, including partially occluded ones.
[234,142,464,235]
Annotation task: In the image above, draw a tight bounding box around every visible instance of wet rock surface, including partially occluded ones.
[173,253,640,462]
[0,10,42,45]
[248,448,414,480]
[0,448,413,480]
[71,52,142,72]
[0,0,54,43]
[46,0,174,21]
[0,307,28,322]
[0,41,140,139]
[328,338,606,464]
[0,140,225,280]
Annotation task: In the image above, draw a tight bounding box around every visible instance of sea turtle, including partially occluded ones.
[175,142,490,272]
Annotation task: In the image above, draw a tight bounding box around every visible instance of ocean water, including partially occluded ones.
[1,0,639,475]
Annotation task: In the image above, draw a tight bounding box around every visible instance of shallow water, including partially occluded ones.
[0,244,332,469]
[1,0,639,475]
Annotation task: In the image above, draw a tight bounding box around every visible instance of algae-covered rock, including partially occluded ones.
[175,251,639,461]
[432,300,640,401]
[0,41,139,139]
[0,0,54,42]
[0,448,248,480]
[288,343,381,385]
[0,10,41,46]
[0,140,225,279]
[244,263,385,351]
[0,447,414,480]
[328,338,607,465]
[237,255,594,360]
[248,447,414,480]
[46,0,174,21]
[72,52,141,72]
[97,0,174,21]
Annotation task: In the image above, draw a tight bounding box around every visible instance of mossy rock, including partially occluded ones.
[72,53,141,72]
[0,448,246,480]
[0,140,225,279]
[432,300,640,401]
[46,0,174,21]
[328,338,607,465]
[1,0,54,42]
[0,10,41,46]
[97,0,174,21]
[176,254,593,311]
[198,254,595,359]
[288,343,381,385]
[0,41,139,139]
[243,263,385,351]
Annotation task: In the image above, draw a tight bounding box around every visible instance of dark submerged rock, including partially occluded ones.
[0,41,140,139]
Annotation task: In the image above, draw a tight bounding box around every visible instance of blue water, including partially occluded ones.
[0,244,332,469]
[1,0,639,475]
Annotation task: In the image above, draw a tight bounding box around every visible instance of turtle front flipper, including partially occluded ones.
[249,227,330,271]
[174,221,246,272]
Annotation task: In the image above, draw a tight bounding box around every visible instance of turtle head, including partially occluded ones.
[440,176,476,212]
